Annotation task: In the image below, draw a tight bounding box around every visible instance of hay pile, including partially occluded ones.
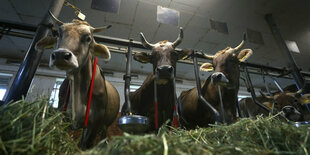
[0,98,80,154]
[1,99,309,155]
[86,114,310,155]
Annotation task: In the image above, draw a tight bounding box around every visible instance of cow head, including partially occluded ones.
[200,36,253,88]
[35,12,111,72]
[261,90,310,121]
[134,28,191,82]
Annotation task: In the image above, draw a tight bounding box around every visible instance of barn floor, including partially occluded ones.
[1,98,309,155]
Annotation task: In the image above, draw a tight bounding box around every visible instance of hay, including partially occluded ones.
[1,98,310,155]
[85,114,310,155]
[0,98,80,154]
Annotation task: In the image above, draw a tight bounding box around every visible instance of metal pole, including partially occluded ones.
[271,77,284,92]
[193,52,220,123]
[124,39,133,114]
[4,0,65,104]
[261,69,272,95]
[243,64,271,113]
[265,14,305,91]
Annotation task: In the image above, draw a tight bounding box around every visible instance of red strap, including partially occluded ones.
[84,58,97,127]
[173,105,178,128]
[154,101,158,129]
[63,84,70,112]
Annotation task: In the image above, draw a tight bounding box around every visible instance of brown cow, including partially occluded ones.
[35,15,119,148]
[178,38,253,129]
[121,28,191,131]
[240,90,310,121]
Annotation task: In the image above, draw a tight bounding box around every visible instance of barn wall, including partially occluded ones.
[1,61,297,110]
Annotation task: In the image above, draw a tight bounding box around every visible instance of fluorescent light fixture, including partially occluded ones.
[157,6,179,26]
[285,40,300,53]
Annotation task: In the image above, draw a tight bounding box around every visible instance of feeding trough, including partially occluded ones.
[118,39,149,134]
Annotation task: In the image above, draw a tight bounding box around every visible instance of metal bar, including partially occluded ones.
[243,64,271,113]
[261,69,272,95]
[1,20,310,79]
[4,0,65,104]
[193,52,220,123]
[265,14,305,90]
[218,86,226,123]
[124,39,133,114]
[271,77,284,92]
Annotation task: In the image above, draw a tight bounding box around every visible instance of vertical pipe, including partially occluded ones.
[261,69,272,95]
[265,14,305,90]
[124,39,133,114]
[193,52,220,123]
[4,0,65,104]
[217,86,226,123]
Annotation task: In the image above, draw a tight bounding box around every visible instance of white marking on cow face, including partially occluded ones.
[51,23,93,72]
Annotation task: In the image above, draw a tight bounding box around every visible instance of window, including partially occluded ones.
[130,84,141,92]
[0,73,13,101]
[49,78,65,108]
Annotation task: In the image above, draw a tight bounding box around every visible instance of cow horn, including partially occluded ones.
[296,88,303,95]
[93,25,112,33]
[233,33,246,51]
[259,90,273,99]
[48,11,64,26]
[202,54,215,60]
[140,32,155,49]
[172,27,183,48]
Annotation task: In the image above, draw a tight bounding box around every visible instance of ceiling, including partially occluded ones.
[0,0,309,89]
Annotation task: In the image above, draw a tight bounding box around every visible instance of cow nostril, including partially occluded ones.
[64,53,72,60]
[51,53,56,60]
[168,67,173,72]
[217,74,222,79]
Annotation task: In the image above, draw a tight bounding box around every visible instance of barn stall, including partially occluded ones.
[1,0,310,154]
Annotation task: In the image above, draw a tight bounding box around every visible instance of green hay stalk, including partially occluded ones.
[0,98,80,155]
[1,98,310,155]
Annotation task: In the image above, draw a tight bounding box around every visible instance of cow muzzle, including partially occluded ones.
[211,72,229,86]
[155,65,174,79]
[50,48,79,70]
[282,106,302,121]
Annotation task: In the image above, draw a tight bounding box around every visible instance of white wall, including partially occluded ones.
[1,62,255,111]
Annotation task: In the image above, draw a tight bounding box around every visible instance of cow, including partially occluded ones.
[121,27,191,131]
[239,90,310,121]
[35,14,120,149]
[178,38,253,129]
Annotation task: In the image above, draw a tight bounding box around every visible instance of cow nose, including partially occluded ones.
[155,65,174,79]
[51,51,72,61]
[211,72,229,85]
[157,65,173,73]
[282,106,295,113]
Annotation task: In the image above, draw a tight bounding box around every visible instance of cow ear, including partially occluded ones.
[200,62,213,72]
[299,94,310,105]
[263,102,273,109]
[134,52,152,63]
[238,49,253,62]
[35,36,57,51]
[178,49,193,60]
[93,42,111,61]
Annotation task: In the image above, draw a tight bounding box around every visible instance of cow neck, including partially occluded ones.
[202,76,239,104]
[67,53,100,122]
